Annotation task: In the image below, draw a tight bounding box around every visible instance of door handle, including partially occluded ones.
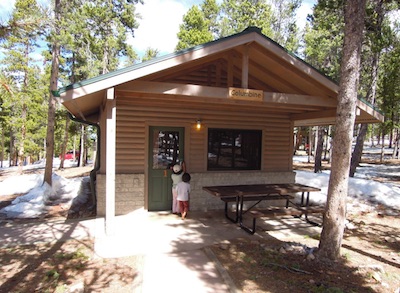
[164,170,167,177]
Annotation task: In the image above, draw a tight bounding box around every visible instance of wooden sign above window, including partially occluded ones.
[228,87,263,102]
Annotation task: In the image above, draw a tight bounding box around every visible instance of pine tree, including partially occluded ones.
[303,0,345,81]
[318,0,366,261]
[350,0,398,176]
[220,0,274,38]
[0,0,47,171]
[175,4,214,51]
[270,0,301,53]
[141,47,160,62]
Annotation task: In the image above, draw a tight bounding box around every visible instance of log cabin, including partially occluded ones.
[57,27,383,231]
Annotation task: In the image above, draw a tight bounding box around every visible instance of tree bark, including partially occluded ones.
[318,0,366,261]
[43,0,61,186]
[349,123,367,177]
[393,129,399,159]
[1,124,4,168]
[350,0,384,177]
[308,127,313,163]
[79,125,86,167]
[380,132,385,162]
[314,126,324,173]
[59,113,70,170]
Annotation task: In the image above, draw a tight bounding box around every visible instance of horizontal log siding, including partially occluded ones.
[190,127,206,171]
[116,95,292,173]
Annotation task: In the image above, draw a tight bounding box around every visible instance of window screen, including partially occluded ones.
[207,128,262,170]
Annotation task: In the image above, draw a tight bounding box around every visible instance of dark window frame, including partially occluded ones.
[207,128,262,171]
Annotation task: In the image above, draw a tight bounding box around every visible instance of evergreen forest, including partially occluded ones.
[0,0,399,173]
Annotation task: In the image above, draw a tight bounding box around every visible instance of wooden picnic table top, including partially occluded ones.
[202,183,321,197]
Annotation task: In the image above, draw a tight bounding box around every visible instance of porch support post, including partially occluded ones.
[105,87,116,235]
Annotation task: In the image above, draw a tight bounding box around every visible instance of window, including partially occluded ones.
[207,128,262,170]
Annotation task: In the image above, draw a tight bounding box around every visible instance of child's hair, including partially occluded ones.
[182,172,191,183]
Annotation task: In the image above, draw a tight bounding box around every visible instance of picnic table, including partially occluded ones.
[202,183,323,234]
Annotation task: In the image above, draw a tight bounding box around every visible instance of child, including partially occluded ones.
[176,172,191,220]
[171,162,185,214]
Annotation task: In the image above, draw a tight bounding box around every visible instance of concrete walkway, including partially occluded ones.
[94,210,253,292]
[0,209,322,292]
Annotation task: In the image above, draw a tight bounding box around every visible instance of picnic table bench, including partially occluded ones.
[202,183,324,234]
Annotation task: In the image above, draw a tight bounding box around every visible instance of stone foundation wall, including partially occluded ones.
[96,174,144,216]
[96,171,296,215]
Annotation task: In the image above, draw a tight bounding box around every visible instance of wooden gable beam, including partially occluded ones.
[253,33,339,92]
[117,81,338,108]
[290,109,337,121]
[249,43,337,98]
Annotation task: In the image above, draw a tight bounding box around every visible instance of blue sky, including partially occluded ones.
[130,0,316,57]
[0,0,316,58]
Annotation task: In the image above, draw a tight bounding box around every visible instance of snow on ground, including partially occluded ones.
[0,158,90,219]
[293,149,400,210]
[0,152,399,218]
[295,170,400,210]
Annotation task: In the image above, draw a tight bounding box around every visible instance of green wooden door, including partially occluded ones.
[148,127,185,211]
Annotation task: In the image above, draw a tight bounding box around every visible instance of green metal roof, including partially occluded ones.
[56,26,382,116]
[57,27,336,94]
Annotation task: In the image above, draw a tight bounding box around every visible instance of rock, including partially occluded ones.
[384,236,397,243]
[263,246,275,253]
[279,247,287,254]
[219,243,229,250]
[381,282,389,289]
[345,221,357,230]
[368,264,385,273]
[306,253,315,261]
[293,246,306,255]
[372,272,382,283]
[67,281,84,293]
[284,244,294,251]
[384,209,399,216]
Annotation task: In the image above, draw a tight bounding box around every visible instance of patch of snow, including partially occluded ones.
[0,172,89,219]
[1,151,399,218]
[295,170,400,210]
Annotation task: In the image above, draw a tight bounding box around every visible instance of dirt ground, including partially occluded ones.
[211,204,400,293]
[1,161,400,292]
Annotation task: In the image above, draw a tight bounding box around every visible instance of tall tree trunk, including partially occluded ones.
[308,127,312,163]
[349,65,377,175]
[1,124,4,168]
[323,126,329,160]
[59,113,70,169]
[79,125,85,167]
[371,124,375,146]
[18,42,29,174]
[350,0,384,177]
[18,101,26,174]
[349,124,368,176]
[380,132,385,162]
[9,130,14,166]
[44,0,61,186]
[318,0,366,261]
[314,126,324,173]
[393,129,399,159]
